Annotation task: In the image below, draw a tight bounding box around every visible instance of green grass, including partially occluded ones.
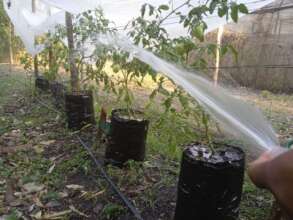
[0,69,26,104]
[240,175,273,220]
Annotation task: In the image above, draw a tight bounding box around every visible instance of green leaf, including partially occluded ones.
[183,19,189,28]
[142,38,149,47]
[163,97,172,111]
[179,94,189,109]
[158,87,170,96]
[228,45,238,62]
[220,45,228,57]
[218,6,227,17]
[192,23,205,42]
[209,0,218,14]
[238,3,248,14]
[158,4,169,11]
[230,3,239,22]
[149,5,155,16]
[141,4,146,17]
[149,89,158,100]
[206,43,217,58]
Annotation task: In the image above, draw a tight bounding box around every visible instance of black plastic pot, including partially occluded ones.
[174,143,245,220]
[105,109,149,165]
[50,81,66,108]
[35,76,50,91]
[65,90,95,130]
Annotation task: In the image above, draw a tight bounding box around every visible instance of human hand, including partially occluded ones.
[248,150,273,188]
[248,148,293,218]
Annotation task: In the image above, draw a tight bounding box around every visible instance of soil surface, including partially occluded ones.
[187,144,244,164]
[0,64,292,220]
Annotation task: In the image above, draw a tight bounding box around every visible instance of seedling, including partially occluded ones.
[102,203,125,219]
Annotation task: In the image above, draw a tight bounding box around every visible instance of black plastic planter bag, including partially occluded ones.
[106,109,149,165]
[35,76,50,91]
[174,144,245,220]
[65,91,95,130]
[50,81,66,108]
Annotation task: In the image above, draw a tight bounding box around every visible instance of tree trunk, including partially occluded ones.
[32,0,39,77]
[65,12,79,92]
[8,22,14,73]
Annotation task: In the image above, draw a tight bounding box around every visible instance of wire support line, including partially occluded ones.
[206,64,293,69]
[251,3,293,13]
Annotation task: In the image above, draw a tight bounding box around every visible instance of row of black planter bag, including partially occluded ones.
[36,76,246,220]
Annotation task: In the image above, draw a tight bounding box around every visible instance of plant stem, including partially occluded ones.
[159,0,190,25]
[202,111,215,153]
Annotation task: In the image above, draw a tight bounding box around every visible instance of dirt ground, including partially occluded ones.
[0,64,292,220]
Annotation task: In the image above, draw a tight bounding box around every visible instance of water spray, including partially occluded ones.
[92,33,280,155]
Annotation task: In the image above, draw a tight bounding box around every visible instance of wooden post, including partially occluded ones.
[32,0,39,77]
[47,7,54,74]
[8,22,14,73]
[65,12,79,92]
[213,25,224,86]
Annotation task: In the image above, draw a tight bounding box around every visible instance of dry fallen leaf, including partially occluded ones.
[58,191,69,198]
[41,210,72,220]
[45,201,61,208]
[48,163,56,174]
[0,144,33,154]
[23,183,45,194]
[93,204,103,215]
[49,154,65,163]
[69,205,89,218]
[28,204,36,213]
[79,190,105,200]
[40,140,56,146]
[32,196,45,208]
[30,210,42,219]
[10,200,23,207]
[66,184,84,191]
[33,145,44,154]
[4,179,17,205]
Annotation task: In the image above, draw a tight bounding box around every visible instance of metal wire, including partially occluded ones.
[206,64,293,69]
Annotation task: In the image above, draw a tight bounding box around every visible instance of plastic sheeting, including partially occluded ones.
[39,0,100,15]
[3,0,189,55]
[4,0,44,55]
[92,33,279,154]
[2,0,227,55]
[3,0,100,55]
